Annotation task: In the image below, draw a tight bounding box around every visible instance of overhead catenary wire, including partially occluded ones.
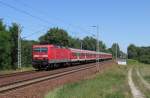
[0,1,55,27]
[22,27,49,39]
[0,0,102,50]
[14,0,94,36]
[0,0,94,37]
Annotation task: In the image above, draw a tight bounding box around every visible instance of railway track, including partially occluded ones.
[0,70,36,79]
[0,60,112,93]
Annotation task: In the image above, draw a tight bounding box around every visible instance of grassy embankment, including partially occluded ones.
[45,63,131,98]
[128,59,150,98]
[139,63,150,83]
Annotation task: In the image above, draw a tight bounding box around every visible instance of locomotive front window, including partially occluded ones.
[33,47,48,53]
[41,48,48,52]
[33,48,40,52]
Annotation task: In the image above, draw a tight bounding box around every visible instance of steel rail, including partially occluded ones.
[0,71,36,79]
[0,64,95,93]
[0,60,112,93]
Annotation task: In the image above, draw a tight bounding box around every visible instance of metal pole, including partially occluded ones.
[116,43,117,61]
[19,26,21,69]
[96,25,99,71]
[18,26,20,69]
[80,41,82,50]
[18,25,21,69]
[91,25,99,71]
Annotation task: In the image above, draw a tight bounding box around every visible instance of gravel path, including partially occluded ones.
[136,68,150,90]
[128,68,145,98]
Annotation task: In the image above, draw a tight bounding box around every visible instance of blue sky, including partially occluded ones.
[0,0,150,52]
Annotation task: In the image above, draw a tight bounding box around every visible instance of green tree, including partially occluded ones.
[0,19,11,70]
[99,41,106,52]
[82,36,96,51]
[22,40,38,67]
[0,19,6,31]
[127,44,139,60]
[39,27,70,47]
[127,44,150,64]
[82,36,106,51]
[109,43,120,58]
[138,47,150,64]
[9,23,20,69]
[119,51,127,59]
[68,37,80,48]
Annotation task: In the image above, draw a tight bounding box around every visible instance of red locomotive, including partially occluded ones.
[32,44,112,70]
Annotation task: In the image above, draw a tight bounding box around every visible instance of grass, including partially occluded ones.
[45,64,131,98]
[127,59,150,98]
[127,59,139,66]
[132,68,150,98]
[139,63,150,83]
[127,59,150,83]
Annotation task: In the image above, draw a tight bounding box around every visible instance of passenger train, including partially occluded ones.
[32,44,112,70]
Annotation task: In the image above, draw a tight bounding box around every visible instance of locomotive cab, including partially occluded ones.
[32,45,49,69]
[33,47,48,60]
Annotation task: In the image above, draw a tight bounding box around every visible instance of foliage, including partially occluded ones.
[9,23,19,69]
[21,40,38,67]
[128,44,150,64]
[108,43,120,58]
[107,43,126,59]
[68,37,81,49]
[138,47,150,64]
[0,20,11,70]
[0,19,38,70]
[128,44,139,60]
[82,36,97,51]
[39,27,107,52]
[39,27,70,47]
[0,31,11,70]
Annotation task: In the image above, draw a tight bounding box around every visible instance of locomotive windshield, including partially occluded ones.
[33,47,48,53]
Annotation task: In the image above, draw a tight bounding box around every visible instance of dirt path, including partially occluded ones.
[128,68,145,98]
[136,68,150,90]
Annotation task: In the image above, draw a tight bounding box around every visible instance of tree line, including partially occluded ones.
[39,27,125,58]
[0,19,37,70]
[0,19,124,70]
[128,44,150,64]
[0,20,18,70]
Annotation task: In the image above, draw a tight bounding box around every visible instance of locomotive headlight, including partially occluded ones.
[42,55,48,57]
[34,55,40,57]
[34,55,48,58]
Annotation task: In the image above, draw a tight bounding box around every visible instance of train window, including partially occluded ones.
[33,47,48,52]
[78,53,80,56]
[82,53,85,56]
[33,48,40,52]
[72,52,77,56]
[41,48,48,52]
[86,53,89,56]
[72,53,76,56]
